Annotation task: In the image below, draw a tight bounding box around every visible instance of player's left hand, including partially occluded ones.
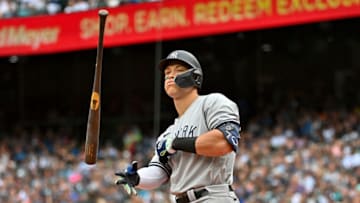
[115,161,139,196]
[156,136,176,163]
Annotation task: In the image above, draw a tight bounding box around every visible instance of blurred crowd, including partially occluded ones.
[0,104,360,203]
[0,0,161,18]
[235,105,360,203]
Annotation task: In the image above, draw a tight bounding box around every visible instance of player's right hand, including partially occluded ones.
[115,161,139,195]
[156,136,176,164]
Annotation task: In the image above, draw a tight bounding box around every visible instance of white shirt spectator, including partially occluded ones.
[0,0,16,18]
[302,174,316,194]
[317,195,329,203]
[323,169,340,184]
[17,189,29,202]
[342,151,360,169]
[0,153,9,174]
[46,0,62,15]
[291,192,303,203]
[271,126,287,148]
[107,0,121,7]
[342,131,359,142]
[271,134,287,148]
[64,0,90,13]
[27,0,46,11]
[322,127,335,143]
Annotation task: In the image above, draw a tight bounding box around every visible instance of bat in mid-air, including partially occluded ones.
[84,9,108,165]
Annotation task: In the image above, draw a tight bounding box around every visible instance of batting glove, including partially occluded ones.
[115,161,139,195]
[156,136,176,163]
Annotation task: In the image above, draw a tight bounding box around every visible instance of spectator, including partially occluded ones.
[17,0,46,17]
[0,0,17,18]
[64,0,92,13]
[105,0,120,7]
[46,0,65,15]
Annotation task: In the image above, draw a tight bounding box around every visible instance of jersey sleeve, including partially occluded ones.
[204,93,240,129]
[137,159,170,190]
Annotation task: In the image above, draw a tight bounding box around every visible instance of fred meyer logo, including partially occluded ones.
[0,25,60,49]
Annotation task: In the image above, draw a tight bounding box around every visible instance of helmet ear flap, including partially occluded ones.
[175,68,202,89]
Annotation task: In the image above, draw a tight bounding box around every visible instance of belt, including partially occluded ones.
[175,185,233,203]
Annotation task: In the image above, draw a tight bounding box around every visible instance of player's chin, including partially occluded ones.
[165,90,177,98]
[165,87,180,98]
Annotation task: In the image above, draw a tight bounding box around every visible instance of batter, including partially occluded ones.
[115,50,241,203]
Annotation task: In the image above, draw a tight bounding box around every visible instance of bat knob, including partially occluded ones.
[99,9,109,16]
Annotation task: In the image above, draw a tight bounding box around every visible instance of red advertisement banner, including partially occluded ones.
[0,0,359,57]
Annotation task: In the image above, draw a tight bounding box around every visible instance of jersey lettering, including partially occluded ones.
[174,125,198,138]
[182,125,188,137]
[188,126,197,137]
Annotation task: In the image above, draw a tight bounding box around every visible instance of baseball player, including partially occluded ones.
[115,50,240,203]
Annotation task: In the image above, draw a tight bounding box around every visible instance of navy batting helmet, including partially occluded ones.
[158,50,203,89]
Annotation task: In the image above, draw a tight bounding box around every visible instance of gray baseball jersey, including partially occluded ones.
[150,93,240,194]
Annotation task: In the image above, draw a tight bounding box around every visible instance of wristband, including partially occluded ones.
[172,137,197,153]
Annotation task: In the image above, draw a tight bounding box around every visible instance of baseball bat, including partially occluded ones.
[84,9,109,165]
